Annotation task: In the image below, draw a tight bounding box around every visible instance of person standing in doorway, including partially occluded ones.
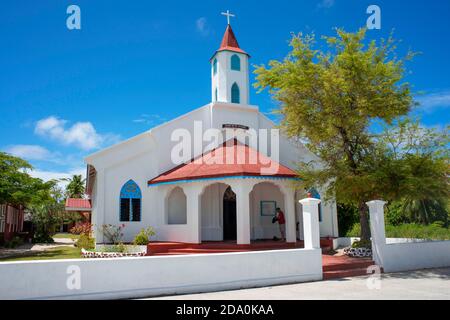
[276,207,286,241]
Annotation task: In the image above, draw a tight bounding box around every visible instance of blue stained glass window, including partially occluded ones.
[120,180,141,222]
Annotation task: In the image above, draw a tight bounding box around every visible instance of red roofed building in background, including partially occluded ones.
[64,198,92,232]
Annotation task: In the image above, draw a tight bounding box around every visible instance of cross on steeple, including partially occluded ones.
[221,10,235,25]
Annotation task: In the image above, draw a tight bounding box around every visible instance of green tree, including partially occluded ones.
[374,119,449,225]
[255,28,414,241]
[0,152,53,207]
[30,201,65,243]
[64,174,85,199]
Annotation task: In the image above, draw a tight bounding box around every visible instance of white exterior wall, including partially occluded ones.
[86,102,338,243]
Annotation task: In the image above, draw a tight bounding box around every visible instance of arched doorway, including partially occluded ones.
[223,186,237,241]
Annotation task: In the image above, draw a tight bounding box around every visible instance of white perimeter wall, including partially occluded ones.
[0,248,322,300]
[368,200,450,273]
[379,241,450,273]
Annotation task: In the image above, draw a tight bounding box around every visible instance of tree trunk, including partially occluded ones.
[359,202,371,241]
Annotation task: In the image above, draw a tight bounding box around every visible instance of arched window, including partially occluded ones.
[231,54,240,71]
[167,187,187,224]
[120,180,141,222]
[213,59,217,75]
[231,82,240,104]
[309,188,322,222]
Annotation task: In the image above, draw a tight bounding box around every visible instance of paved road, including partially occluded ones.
[146,267,450,300]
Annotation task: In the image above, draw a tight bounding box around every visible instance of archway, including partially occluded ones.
[222,186,237,241]
[249,181,285,240]
[166,187,187,225]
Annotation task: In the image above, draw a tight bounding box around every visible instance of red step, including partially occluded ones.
[152,252,193,256]
[323,267,372,280]
[147,242,189,254]
[323,259,375,272]
[168,248,250,254]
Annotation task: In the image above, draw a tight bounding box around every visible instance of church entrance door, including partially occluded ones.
[223,187,237,241]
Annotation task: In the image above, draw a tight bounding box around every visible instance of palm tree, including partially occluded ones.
[64,175,86,199]
[402,198,448,225]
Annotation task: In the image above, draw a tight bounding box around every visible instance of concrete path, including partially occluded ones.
[146,267,450,300]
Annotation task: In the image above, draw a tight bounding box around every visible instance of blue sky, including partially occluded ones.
[1,0,449,183]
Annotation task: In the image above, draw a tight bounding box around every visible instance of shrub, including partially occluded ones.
[346,222,450,240]
[114,242,126,253]
[33,230,55,244]
[101,224,125,244]
[345,223,361,237]
[4,236,24,248]
[70,222,92,236]
[385,223,450,240]
[385,201,409,226]
[352,240,371,249]
[75,234,95,250]
[133,227,156,245]
[337,203,359,237]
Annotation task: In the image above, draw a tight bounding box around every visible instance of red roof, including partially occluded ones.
[148,139,297,185]
[216,24,248,55]
[65,198,91,210]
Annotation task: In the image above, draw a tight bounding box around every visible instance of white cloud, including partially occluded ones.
[196,17,211,36]
[29,167,86,189]
[34,116,120,151]
[4,145,53,161]
[415,90,450,113]
[318,0,335,9]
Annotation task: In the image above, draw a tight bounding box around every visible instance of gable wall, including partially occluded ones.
[87,103,338,242]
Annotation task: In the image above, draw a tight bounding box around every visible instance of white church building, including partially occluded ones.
[85,21,339,245]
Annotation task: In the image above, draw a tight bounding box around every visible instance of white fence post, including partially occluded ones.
[366,200,387,267]
[299,198,321,249]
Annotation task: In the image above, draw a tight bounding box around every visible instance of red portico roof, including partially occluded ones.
[215,24,248,56]
[148,139,298,186]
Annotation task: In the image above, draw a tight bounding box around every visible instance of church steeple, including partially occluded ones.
[211,11,250,105]
[217,24,247,55]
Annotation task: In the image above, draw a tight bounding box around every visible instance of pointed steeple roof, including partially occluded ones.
[216,24,248,56]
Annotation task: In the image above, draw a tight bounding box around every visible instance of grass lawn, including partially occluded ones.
[346,223,450,240]
[52,233,80,240]
[0,246,82,262]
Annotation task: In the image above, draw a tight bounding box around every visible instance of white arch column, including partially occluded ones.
[281,186,297,243]
[184,184,203,244]
[230,181,253,245]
